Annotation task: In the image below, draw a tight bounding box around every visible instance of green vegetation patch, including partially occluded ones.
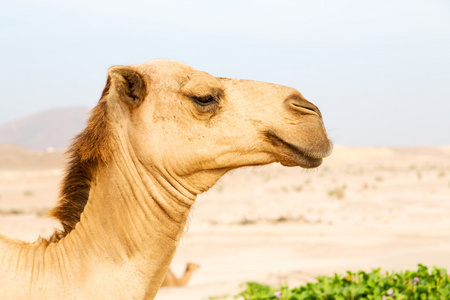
[236,264,449,300]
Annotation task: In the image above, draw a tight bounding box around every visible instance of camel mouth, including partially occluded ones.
[264,130,331,169]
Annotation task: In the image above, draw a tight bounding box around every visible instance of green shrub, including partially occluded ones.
[235,264,449,300]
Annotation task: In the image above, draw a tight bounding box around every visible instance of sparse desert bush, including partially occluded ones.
[327,185,346,199]
[235,264,449,300]
[291,185,303,192]
[263,174,272,182]
[0,208,24,215]
[23,190,34,197]
[318,167,330,177]
[238,218,257,226]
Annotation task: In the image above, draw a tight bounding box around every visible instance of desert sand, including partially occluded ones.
[0,145,449,299]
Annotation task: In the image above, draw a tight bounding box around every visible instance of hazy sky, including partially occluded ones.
[1,0,449,146]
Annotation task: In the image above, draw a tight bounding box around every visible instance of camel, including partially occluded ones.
[0,59,332,299]
[160,263,200,287]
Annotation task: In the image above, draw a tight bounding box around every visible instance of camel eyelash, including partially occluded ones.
[189,95,221,115]
[191,95,217,106]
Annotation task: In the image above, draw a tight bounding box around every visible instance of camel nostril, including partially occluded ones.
[285,94,322,118]
[292,102,316,113]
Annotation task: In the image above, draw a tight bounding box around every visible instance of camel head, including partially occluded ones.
[106,59,332,193]
[186,263,200,273]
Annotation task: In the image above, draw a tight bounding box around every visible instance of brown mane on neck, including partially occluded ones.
[47,76,114,242]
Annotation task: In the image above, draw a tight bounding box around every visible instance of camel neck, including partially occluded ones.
[86,147,196,242]
[175,267,196,287]
[45,145,196,299]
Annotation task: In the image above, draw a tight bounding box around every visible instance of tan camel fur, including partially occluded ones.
[0,59,332,299]
[161,263,200,287]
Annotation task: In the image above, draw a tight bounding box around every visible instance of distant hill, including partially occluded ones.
[0,144,64,169]
[0,107,89,151]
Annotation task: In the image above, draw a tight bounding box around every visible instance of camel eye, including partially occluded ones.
[191,95,216,106]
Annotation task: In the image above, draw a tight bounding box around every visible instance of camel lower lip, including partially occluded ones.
[279,154,323,168]
[264,131,325,168]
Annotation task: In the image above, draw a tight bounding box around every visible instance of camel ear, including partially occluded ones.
[109,66,147,108]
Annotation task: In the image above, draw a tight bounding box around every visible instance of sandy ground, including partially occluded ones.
[0,146,449,299]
